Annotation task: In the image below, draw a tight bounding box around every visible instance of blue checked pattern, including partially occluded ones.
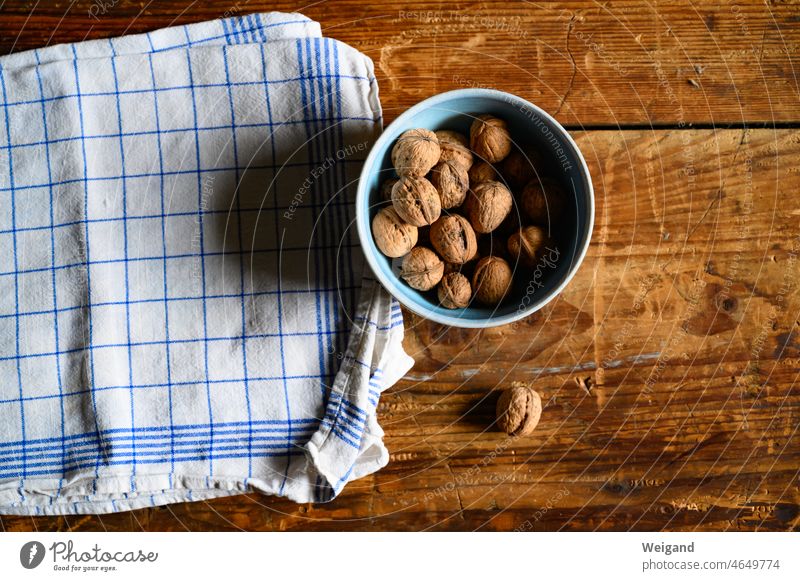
[0,12,413,514]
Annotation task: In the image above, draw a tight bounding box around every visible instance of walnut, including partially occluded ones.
[464,180,513,234]
[371,206,418,258]
[430,214,478,264]
[391,128,440,177]
[502,147,545,189]
[400,246,444,291]
[472,256,513,305]
[391,175,442,226]
[507,225,550,268]
[468,160,499,184]
[496,384,542,436]
[522,177,565,224]
[429,160,469,209]
[438,272,472,309]
[470,114,512,163]
[435,129,473,170]
[380,177,399,202]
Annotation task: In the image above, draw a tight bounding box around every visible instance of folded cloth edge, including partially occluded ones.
[305,275,414,502]
[301,52,415,501]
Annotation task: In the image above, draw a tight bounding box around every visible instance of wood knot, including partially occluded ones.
[716,293,737,313]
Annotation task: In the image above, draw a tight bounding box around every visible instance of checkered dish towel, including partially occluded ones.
[0,12,413,514]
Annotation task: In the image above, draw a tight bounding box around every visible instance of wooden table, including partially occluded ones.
[2,0,798,532]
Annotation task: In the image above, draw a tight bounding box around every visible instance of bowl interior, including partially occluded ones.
[359,91,592,327]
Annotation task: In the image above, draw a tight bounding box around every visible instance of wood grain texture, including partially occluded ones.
[3,127,797,532]
[0,1,799,125]
[1,1,799,531]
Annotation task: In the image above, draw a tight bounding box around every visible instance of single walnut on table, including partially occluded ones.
[470,114,512,163]
[465,180,513,234]
[371,206,418,258]
[430,160,469,209]
[438,272,472,309]
[391,175,442,226]
[391,128,440,177]
[472,256,513,305]
[496,384,542,436]
[430,214,478,265]
[400,246,444,291]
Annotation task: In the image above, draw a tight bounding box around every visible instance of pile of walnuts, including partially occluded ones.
[371,115,564,309]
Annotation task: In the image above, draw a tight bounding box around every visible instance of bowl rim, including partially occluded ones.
[356,88,595,328]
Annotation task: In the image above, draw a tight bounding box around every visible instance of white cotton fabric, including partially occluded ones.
[0,12,413,514]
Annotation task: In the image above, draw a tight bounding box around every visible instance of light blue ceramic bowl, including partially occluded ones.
[356,89,594,328]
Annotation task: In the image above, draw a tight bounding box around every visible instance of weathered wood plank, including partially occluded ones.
[1,0,797,532]
[2,127,797,531]
[1,1,799,125]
